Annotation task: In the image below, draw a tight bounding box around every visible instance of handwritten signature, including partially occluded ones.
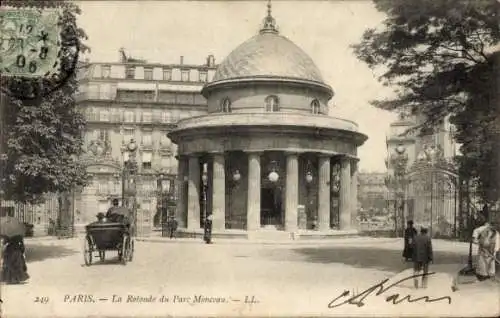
[328,272,452,308]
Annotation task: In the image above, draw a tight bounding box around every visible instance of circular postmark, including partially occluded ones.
[0,7,80,100]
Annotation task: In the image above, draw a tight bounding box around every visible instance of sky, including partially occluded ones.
[76,0,398,172]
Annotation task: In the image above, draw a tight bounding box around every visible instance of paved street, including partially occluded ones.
[1,237,499,317]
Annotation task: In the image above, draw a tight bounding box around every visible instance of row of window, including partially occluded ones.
[94,178,169,194]
[98,65,210,82]
[81,89,207,105]
[114,90,206,105]
[218,96,322,114]
[89,129,175,150]
[85,108,200,123]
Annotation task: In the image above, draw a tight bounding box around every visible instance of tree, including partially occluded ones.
[352,0,500,206]
[0,1,89,205]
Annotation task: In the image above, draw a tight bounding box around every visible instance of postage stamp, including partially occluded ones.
[0,8,60,78]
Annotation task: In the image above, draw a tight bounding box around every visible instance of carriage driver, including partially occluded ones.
[106,199,120,219]
[106,199,132,227]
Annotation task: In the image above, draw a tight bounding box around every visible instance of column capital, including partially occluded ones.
[205,151,225,155]
[210,152,226,158]
[339,155,359,162]
[283,151,300,156]
[318,153,333,158]
[245,151,263,156]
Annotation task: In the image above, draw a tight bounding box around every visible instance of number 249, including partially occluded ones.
[34,296,49,304]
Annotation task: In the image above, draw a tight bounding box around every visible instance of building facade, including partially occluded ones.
[386,111,460,237]
[358,172,388,214]
[75,51,217,234]
[168,7,367,237]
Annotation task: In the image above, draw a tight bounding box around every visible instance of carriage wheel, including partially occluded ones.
[99,250,105,261]
[127,239,134,262]
[83,236,92,266]
[120,235,128,265]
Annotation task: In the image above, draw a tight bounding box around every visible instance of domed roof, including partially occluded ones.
[212,4,324,84]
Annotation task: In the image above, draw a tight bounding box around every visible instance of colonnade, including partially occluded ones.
[176,151,358,232]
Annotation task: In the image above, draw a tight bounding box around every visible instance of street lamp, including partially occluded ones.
[305,164,314,229]
[202,165,208,226]
[305,171,313,184]
[268,160,279,183]
[122,138,138,234]
[226,168,241,229]
[387,144,409,237]
[233,169,241,182]
[330,164,341,228]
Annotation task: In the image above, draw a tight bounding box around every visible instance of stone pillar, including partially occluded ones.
[351,160,359,228]
[187,156,200,229]
[175,156,188,228]
[339,157,351,230]
[247,152,261,231]
[212,153,225,230]
[318,155,331,231]
[285,153,299,231]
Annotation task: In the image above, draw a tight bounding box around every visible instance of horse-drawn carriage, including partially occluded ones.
[83,207,135,266]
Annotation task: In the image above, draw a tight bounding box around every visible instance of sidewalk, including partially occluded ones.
[390,263,500,291]
[135,234,401,246]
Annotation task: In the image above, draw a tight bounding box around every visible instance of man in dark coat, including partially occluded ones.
[413,227,433,289]
[168,216,178,239]
[403,220,417,261]
[204,214,213,244]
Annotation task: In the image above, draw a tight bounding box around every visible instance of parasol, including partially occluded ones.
[0,216,26,238]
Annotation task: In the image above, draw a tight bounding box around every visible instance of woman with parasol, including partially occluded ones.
[1,215,29,284]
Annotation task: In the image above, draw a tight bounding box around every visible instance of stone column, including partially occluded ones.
[212,153,225,230]
[187,155,201,229]
[247,152,261,231]
[175,156,188,228]
[285,153,299,231]
[351,160,359,228]
[318,155,331,231]
[339,157,351,230]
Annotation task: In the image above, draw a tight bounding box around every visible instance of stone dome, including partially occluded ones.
[212,9,324,84]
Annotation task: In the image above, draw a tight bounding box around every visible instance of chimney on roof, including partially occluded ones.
[207,54,215,67]
[180,56,184,65]
[119,47,127,63]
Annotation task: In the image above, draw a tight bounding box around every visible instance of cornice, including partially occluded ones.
[202,76,334,99]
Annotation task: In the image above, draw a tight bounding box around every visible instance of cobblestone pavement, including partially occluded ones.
[1,237,498,317]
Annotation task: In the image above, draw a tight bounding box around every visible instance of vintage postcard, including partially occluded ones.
[0,0,499,317]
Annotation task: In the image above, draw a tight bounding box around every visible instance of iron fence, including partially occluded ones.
[0,194,75,238]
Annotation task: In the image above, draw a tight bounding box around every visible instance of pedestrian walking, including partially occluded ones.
[412,227,433,289]
[204,214,213,244]
[169,216,178,239]
[48,217,56,236]
[473,220,499,281]
[403,220,417,261]
[1,235,29,284]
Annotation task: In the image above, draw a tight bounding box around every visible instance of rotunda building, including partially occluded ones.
[168,7,367,238]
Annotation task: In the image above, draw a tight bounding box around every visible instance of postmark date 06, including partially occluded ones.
[34,296,50,304]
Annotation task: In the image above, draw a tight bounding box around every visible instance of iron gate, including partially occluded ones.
[406,159,460,238]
